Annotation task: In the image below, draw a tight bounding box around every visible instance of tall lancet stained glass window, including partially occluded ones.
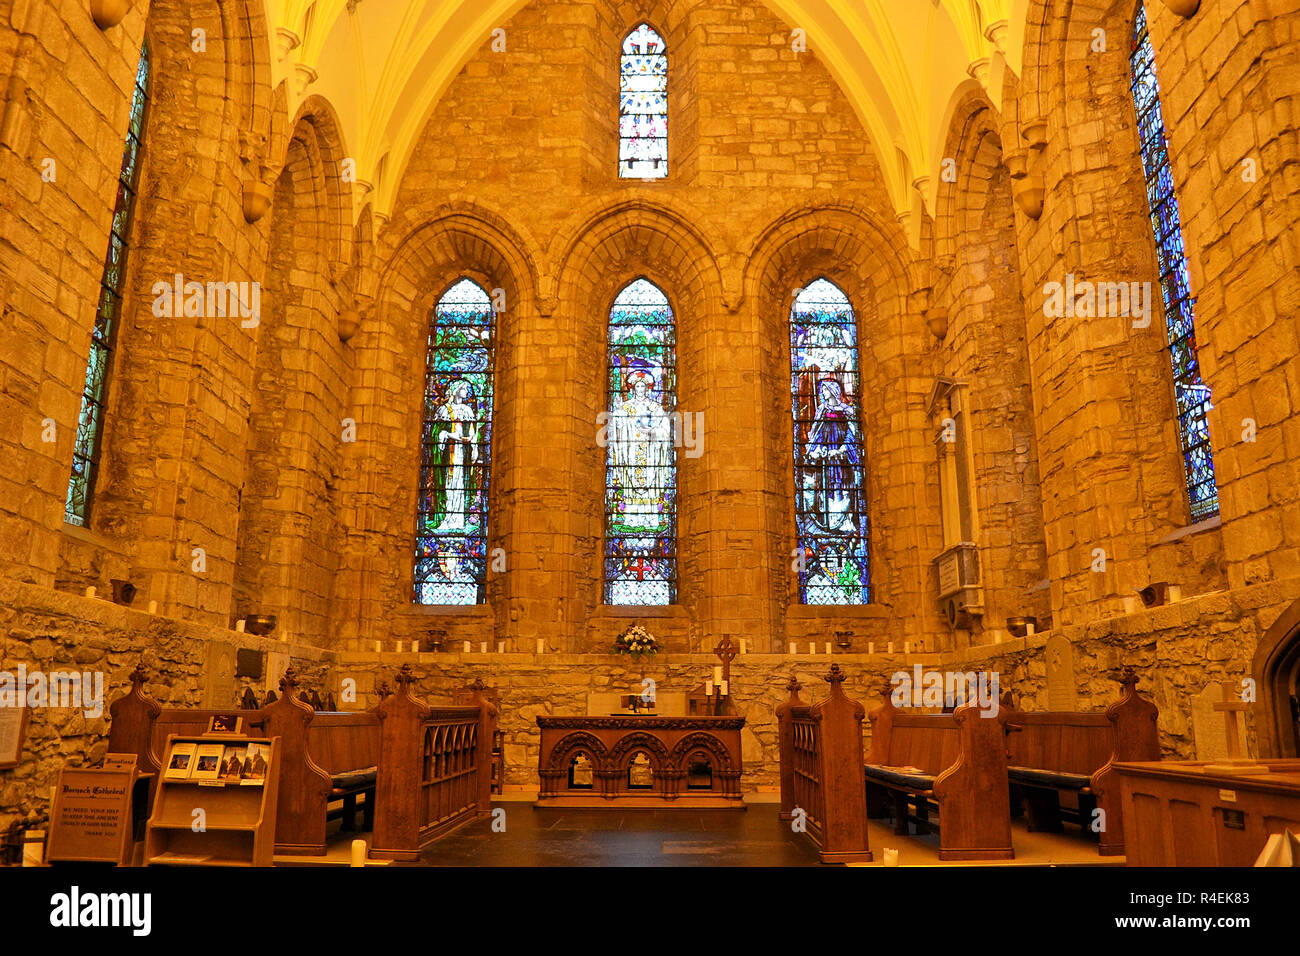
[619,23,667,179]
[1130,3,1219,521]
[66,41,151,526]
[604,279,677,605]
[415,279,496,605]
[790,279,870,605]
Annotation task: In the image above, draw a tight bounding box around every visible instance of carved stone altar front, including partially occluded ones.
[536,716,745,808]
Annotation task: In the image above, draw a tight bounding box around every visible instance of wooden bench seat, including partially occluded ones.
[865,691,1014,861]
[1003,668,1159,856]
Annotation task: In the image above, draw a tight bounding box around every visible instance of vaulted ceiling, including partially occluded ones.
[262,0,1033,229]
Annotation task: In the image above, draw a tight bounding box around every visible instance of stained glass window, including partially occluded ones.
[414,279,496,605]
[604,279,677,604]
[65,41,151,526]
[790,279,870,605]
[619,23,667,179]
[1130,3,1219,522]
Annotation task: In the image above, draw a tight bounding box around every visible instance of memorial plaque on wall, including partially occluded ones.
[46,755,137,865]
[0,705,28,770]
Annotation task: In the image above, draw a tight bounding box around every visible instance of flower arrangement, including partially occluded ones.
[611,624,659,661]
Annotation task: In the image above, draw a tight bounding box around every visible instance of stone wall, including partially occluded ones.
[0,579,330,825]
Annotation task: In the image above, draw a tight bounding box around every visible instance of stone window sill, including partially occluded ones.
[1156,515,1222,545]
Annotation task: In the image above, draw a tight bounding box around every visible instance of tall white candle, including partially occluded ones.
[713,666,723,685]
[887,642,895,654]
[787,644,796,655]
[463,640,471,653]
[739,639,747,654]
[706,680,714,695]
[497,641,504,653]
[808,642,816,655]
[824,642,831,655]
[480,642,488,654]
[868,642,875,655]
[375,641,382,653]
[350,839,366,868]
[536,638,545,654]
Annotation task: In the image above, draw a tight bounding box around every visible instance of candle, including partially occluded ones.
[706,680,713,695]
[739,639,747,654]
[480,642,488,654]
[888,642,895,654]
[883,847,899,867]
[824,642,831,655]
[808,642,816,655]
[350,839,366,868]
[411,640,419,654]
[235,619,246,633]
[713,666,723,685]
[84,586,96,599]
[787,644,795,655]
[1025,622,1035,636]
[904,641,911,654]
[536,638,545,654]
[375,641,382,653]
[463,641,471,653]
[497,641,504,653]
[720,680,728,696]
[868,642,875,655]
[147,600,158,614]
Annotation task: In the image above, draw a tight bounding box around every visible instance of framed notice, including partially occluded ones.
[0,706,28,770]
[46,757,138,865]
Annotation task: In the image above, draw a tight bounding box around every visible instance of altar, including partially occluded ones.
[535,715,746,808]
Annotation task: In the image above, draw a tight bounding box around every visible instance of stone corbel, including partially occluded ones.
[242,178,274,223]
[536,274,558,317]
[275,27,301,60]
[967,58,991,87]
[90,0,133,30]
[1162,0,1200,16]
[295,63,318,96]
[926,305,949,340]
[1005,150,1044,220]
[337,308,360,343]
[983,20,1010,54]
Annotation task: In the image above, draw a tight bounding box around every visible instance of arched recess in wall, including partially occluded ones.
[930,89,1050,642]
[333,209,537,647]
[84,0,276,593]
[1252,598,1300,759]
[744,204,939,650]
[554,201,724,643]
[231,109,352,644]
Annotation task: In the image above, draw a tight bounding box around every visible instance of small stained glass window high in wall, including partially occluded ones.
[415,279,497,605]
[65,41,151,526]
[1130,3,1219,522]
[790,279,870,605]
[604,279,677,605]
[619,23,667,179]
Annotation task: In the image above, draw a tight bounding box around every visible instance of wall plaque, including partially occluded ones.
[46,756,137,865]
[0,705,29,770]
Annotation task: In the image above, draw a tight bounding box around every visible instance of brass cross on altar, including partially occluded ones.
[713,636,738,684]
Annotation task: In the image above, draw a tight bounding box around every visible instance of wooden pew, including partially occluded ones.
[775,667,872,863]
[1004,667,1159,856]
[252,668,381,856]
[107,664,381,857]
[864,685,1014,861]
[369,667,497,861]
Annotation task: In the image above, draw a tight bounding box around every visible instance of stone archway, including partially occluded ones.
[1252,597,1300,758]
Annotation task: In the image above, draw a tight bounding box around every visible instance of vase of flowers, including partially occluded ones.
[611,624,659,663]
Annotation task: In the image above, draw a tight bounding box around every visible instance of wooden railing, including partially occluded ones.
[776,665,872,863]
[369,668,497,861]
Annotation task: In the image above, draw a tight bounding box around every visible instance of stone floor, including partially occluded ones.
[286,796,1125,867]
